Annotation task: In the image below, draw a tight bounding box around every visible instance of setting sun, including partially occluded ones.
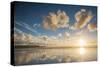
[78,38,86,47]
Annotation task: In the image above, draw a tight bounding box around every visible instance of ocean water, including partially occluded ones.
[14,48,97,65]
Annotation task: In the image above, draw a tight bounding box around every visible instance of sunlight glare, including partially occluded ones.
[79,38,86,47]
[80,48,85,55]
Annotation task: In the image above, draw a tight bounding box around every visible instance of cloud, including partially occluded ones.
[14,27,38,45]
[43,10,69,31]
[74,30,88,37]
[70,26,76,30]
[43,20,50,30]
[64,32,70,37]
[50,36,57,40]
[58,33,62,38]
[14,33,35,45]
[40,35,48,41]
[57,32,70,39]
[87,23,97,31]
[14,28,49,45]
[57,10,69,27]
[14,28,27,44]
[33,23,40,28]
[14,29,31,44]
[72,9,93,29]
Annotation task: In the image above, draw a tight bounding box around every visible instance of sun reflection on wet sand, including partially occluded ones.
[79,48,85,55]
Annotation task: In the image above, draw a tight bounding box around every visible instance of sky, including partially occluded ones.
[13,2,97,46]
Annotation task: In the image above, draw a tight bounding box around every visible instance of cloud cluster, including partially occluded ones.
[87,23,97,31]
[14,28,34,44]
[14,28,70,47]
[64,32,70,37]
[73,9,93,29]
[14,28,51,45]
[43,10,69,31]
[42,9,96,33]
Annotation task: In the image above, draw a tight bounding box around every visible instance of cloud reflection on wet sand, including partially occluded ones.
[15,48,97,65]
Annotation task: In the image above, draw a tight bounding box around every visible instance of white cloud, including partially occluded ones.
[50,36,57,40]
[64,32,70,37]
[58,33,62,38]
[14,28,49,45]
[72,9,93,29]
[43,10,69,31]
[33,23,40,28]
[87,23,97,32]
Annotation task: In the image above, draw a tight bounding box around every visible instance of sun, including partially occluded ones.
[78,38,86,47]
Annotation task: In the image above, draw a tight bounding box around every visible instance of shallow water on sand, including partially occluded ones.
[14,48,97,65]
